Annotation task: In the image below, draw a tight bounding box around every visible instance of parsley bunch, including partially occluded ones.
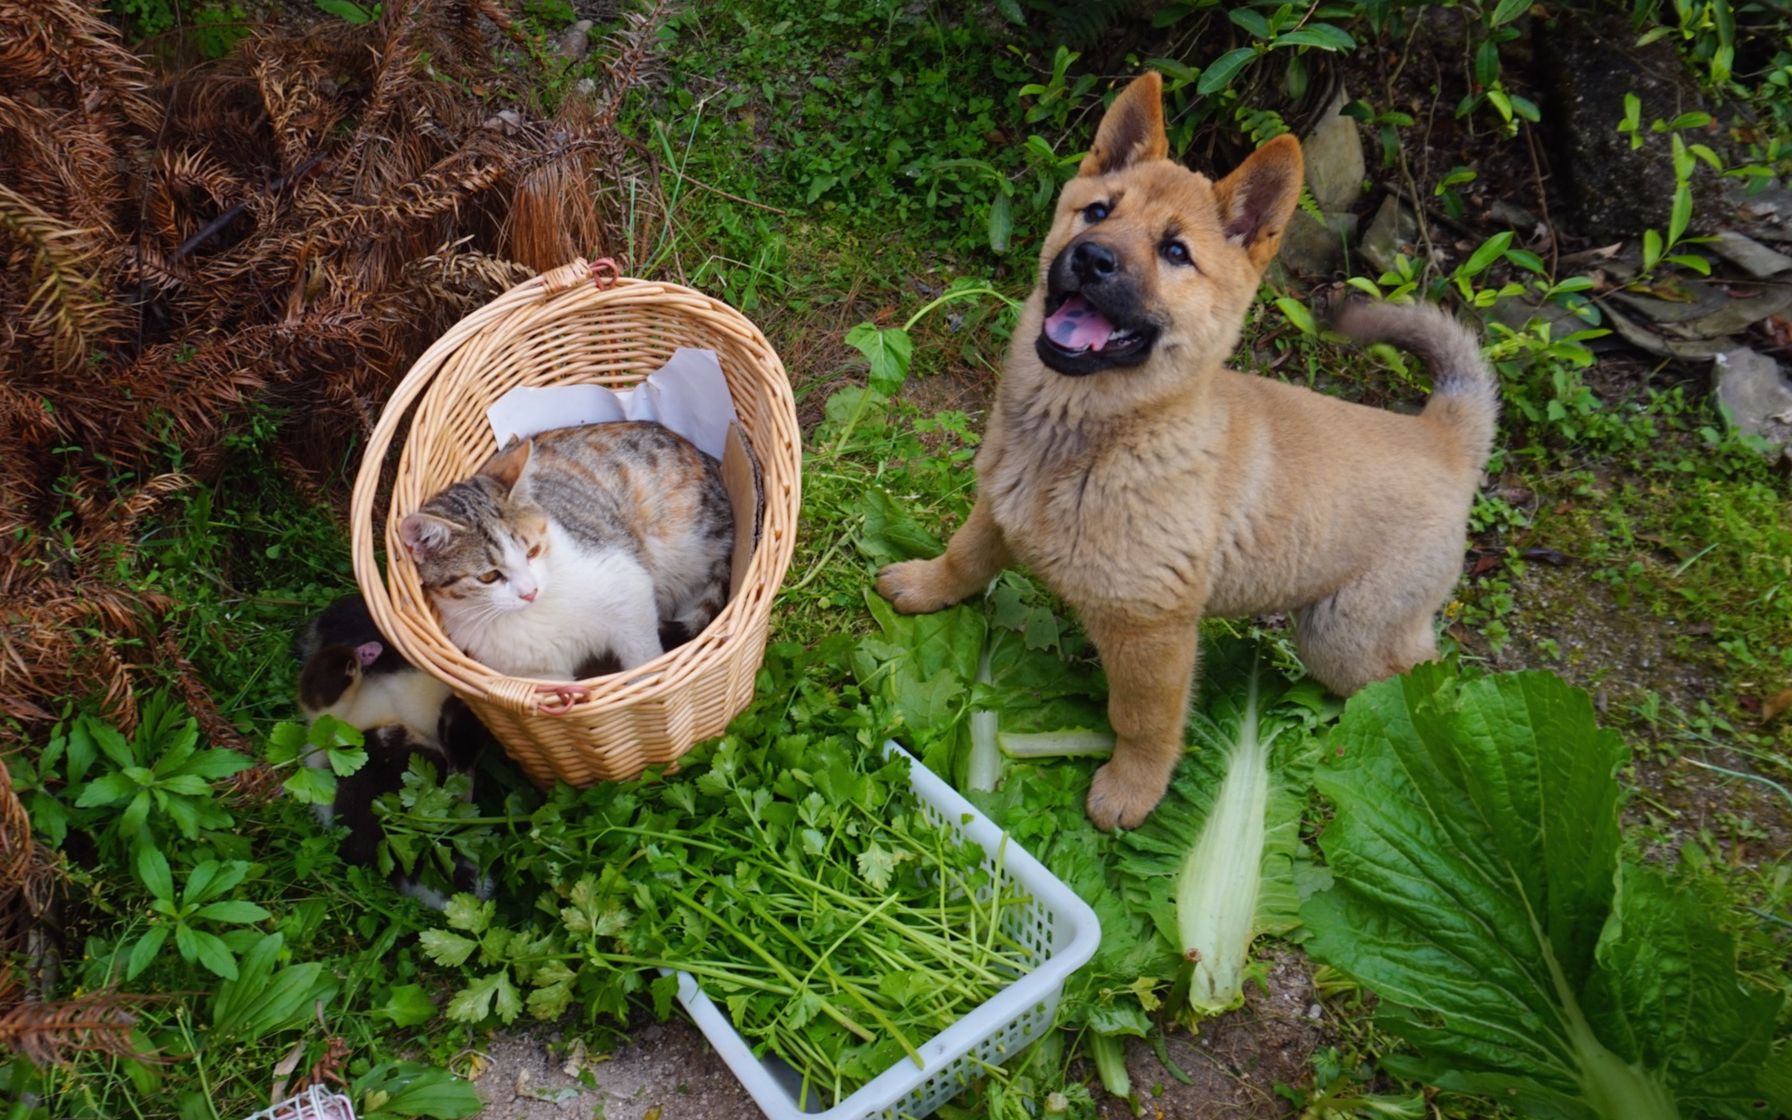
[419,713,1034,1109]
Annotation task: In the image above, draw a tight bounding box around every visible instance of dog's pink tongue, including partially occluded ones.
[1044,295,1116,351]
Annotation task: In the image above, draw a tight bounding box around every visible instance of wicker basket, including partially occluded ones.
[350,261,800,787]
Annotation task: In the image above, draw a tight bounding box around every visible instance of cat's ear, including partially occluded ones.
[400,513,458,559]
[480,439,533,493]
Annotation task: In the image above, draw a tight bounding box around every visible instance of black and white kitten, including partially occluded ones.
[295,593,492,908]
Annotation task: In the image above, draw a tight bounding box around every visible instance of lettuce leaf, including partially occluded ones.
[1301,664,1787,1120]
[1114,638,1332,1019]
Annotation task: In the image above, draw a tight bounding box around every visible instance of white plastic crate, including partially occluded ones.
[239,1086,356,1120]
[674,741,1102,1120]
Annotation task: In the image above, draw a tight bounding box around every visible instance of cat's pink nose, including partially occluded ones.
[518,587,537,602]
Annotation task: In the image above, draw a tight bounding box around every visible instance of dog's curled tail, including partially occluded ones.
[1334,300,1499,468]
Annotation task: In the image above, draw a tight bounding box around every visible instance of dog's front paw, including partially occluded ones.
[875,559,955,615]
[1086,757,1169,831]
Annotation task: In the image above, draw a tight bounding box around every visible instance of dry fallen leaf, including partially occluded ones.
[1762,687,1792,722]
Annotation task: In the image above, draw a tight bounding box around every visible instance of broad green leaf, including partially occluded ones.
[190,929,239,979]
[1274,25,1354,51]
[844,322,914,396]
[86,718,135,768]
[1459,230,1514,278]
[1302,666,1785,1119]
[65,721,97,782]
[136,847,174,900]
[988,191,1013,253]
[75,770,137,808]
[854,487,942,565]
[1643,228,1663,271]
[1668,184,1692,247]
[352,1062,481,1120]
[266,721,307,766]
[444,894,492,934]
[193,900,271,924]
[157,775,211,796]
[1227,8,1270,38]
[314,0,374,23]
[328,743,369,777]
[212,933,332,1041]
[1490,0,1531,25]
[1274,296,1317,335]
[1196,48,1257,95]
[126,926,168,980]
[420,929,479,968]
[284,765,336,805]
[380,984,438,1028]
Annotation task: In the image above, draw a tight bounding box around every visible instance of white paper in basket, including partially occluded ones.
[484,347,738,458]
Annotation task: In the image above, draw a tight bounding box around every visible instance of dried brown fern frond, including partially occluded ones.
[0,977,159,1067]
[0,762,30,895]
[0,94,125,235]
[0,0,160,132]
[593,0,670,129]
[0,183,122,373]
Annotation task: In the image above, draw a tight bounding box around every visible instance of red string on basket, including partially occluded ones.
[537,683,589,716]
[589,257,621,289]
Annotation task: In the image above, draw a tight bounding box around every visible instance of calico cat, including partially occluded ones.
[399,421,734,681]
[295,593,492,907]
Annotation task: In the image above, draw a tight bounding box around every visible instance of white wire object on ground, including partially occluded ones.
[240,1085,356,1120]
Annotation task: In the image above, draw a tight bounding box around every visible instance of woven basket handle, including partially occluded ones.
[350,258,624,717]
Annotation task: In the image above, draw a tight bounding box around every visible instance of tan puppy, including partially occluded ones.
[876,72,1497,830]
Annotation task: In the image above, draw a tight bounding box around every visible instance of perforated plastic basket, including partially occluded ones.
[239,1086,355,1120]
[674,742,1102,1120]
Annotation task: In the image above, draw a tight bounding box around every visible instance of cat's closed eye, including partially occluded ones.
[478,570,502,584]
[527,544,542,559]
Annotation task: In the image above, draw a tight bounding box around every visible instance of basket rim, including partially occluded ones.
[349,261,800,720]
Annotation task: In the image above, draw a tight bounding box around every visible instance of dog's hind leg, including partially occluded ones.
[1082,607,1202,831]
[876,497,1012,614]
[1295,583,1444,696]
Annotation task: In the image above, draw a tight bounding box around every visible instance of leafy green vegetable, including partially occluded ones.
[1301,665,1789,1120]
[419,657,1035,1110]
[1116,639,1330,1019]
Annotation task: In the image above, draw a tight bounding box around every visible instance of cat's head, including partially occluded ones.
[400,440,550,618]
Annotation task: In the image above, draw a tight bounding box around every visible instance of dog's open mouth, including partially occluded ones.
[1038,293,1158,375]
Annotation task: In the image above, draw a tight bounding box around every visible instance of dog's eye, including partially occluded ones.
[1161,240,1192,266]
[478,569,502,584]
[1083,201,1111,223]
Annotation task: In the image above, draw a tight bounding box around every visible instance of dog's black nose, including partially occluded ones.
[1072,240,1118,283]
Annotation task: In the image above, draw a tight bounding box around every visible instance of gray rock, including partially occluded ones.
[1483,294,1591,341]
[1602,302,1737,359]
[1712,348,1792,458]
[1359,194,1418,276]
[1538,14,1711,243]
[1275,210,1358,278]
[558,19,594,63]
[1672,283,1792,338]
[1610,280,1731,325]
[1301,88,1365,213]
[1708,230,1792,278]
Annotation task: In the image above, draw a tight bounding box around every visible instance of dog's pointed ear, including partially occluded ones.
[1212,134,1305,271]
[1078,72,1169,177]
